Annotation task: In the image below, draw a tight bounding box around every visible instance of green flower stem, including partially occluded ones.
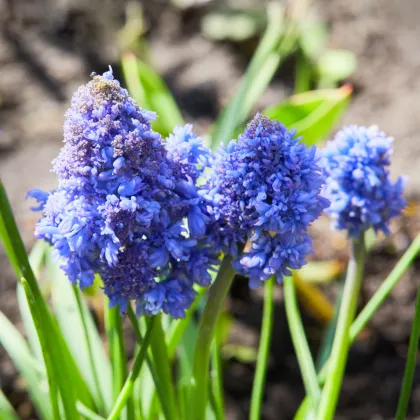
[317,233,366,420]
[294,233,420,419]
[283,276,321,411]
[350,233,420,340]
[107,317,156,420]
[190,256,236,420]
[396,282,420,419]
[250,276,276,420]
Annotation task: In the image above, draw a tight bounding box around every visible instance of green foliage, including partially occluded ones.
[264,86,352,145]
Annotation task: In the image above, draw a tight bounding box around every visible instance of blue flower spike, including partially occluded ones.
[322,125,407,237]
[28,68,218,318]
[204,113,329,288]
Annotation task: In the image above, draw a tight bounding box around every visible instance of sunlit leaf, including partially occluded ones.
[317,49,357,86]
[264,85,352,145]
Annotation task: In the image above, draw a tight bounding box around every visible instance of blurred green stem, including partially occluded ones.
[317,233,366,420]
[396,282,420,419]
[294,233,420,419]
[284,276,321,411]
[190,256,236,420]
[211,324,225,420]
[250,276,276,420]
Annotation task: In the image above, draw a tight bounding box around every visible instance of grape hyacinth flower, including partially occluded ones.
[28,68,218,318]
[204,114,329,288]
[322,125,406,237]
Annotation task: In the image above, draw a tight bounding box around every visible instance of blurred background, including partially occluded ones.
[1,0,420,418]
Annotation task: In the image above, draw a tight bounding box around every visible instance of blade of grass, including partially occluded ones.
[250,276,276,420]
[396,282,420,419]
[0,388,19,420]
[147,315,178,420]
[47,253,111,414]
[20,277,61,419]
[167,286,207,358]
[105,303,131,419]
[77,402,106,420]
[283,276,321,411]
[17,241,48,363]
[0,312,51,419]
[211,2,300,148]
[107,317,156,420]
[121,53,183,136]
[127,308,173,420]
[0,181,95,413]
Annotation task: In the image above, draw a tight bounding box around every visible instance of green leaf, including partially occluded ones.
[121,53,183,136]
[0,181,95,415]
[264,86,352,145]
[0,312,51,419]
[201,9,263,42]
[316,49,356,86]
[47,253,112,414]
[17,241,49,363]
[147,315,177,420]
[105,303,131,419]
[211,2,300,148]
[19,277,62,419]
[299,21,328,59]
[0,388,19,420]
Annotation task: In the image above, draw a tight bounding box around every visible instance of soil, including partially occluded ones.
[1,0,420,419]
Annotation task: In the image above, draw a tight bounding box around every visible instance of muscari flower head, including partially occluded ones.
[322,125,406,237]
[28,68,218,318]
[204,114,329,288]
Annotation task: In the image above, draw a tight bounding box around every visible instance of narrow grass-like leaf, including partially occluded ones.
[77,402,106,420]
[107,317,156,420]
[147,315,177,420]
[20,277,61,419]
[211,3,298,148]
[105,303,131,419]
[127,309,160,419]
[17,241,48,362]
[121,53,183,136]
[264,85,352,145]
[0,181,95,413]
[0,312,50,419]
[0,388,19,420]
[396,283,420,419]
[47,253,111,414]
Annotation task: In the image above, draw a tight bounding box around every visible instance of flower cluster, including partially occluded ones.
[203,114,329,288]
[28,69,218,317]
[322,125,406,237]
